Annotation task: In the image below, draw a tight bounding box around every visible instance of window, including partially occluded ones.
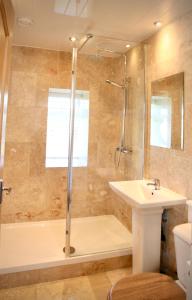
[46,88,89,167]
[150,95,172,148]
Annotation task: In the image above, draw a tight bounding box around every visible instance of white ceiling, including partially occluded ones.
[11,0,192,54]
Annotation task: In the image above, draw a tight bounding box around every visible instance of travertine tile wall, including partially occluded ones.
[2,46,136,225]
[145,11,192,272]
[2,44,145,238]
[109,44,145,230]
[126,45,145,180]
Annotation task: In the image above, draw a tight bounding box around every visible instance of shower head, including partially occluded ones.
[98,48,126,57]
[106,80,124,89]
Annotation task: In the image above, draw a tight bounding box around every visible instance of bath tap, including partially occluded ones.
[147,178,160,190]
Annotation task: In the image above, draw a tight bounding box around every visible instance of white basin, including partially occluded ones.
[109,180,187,208]
[109,179,187,274]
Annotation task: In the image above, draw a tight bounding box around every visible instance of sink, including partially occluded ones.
[109,180,186,209]
[109,180,187,274]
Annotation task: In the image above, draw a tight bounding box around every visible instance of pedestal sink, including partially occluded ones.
[109,180,187,273]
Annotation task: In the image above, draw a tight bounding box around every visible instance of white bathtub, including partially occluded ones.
[0,215,132,274]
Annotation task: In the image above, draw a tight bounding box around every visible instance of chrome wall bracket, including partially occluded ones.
[0,180,12,204]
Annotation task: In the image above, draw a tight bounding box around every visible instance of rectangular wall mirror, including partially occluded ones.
[150,72,184,150]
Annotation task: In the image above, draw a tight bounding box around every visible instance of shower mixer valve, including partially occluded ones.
[114,146,133,168]
[116,146,132,154]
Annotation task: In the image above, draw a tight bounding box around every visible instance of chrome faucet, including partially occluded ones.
[147,178,160,190]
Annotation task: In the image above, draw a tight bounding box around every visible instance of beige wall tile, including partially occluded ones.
[145,11,192,272]
[3,46,141,226]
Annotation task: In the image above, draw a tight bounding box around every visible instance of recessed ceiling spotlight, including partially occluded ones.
[154,21,162,28]
[126,44,131,48]
[69,36,77,42]
[17,17,34,27]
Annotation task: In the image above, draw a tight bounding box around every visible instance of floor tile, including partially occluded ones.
[106,268,132,285]
[0,268,131,300]
[37,276,96,300]
[0,285,37,300]
[88,272,111,300]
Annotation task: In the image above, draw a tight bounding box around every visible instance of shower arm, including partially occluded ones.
[78,34,93,52]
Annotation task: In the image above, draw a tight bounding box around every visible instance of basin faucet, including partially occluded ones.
[147,178,160,190]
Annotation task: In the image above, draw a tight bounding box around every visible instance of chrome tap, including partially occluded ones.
[147,178,160,190]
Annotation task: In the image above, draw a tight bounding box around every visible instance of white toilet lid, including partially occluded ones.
[173,223,192,245]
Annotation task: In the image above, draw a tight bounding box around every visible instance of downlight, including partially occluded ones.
[69,36,77,42]
[154,21,162,28]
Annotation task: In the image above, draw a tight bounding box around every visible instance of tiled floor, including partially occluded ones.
[0,268,132,300]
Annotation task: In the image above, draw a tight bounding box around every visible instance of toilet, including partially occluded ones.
[173,200,192,293]
[108,201,192,300]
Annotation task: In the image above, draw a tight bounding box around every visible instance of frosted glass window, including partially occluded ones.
[46,88,89,167]
[150,96,172,148]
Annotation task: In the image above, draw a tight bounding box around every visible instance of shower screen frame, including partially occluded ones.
[64,46,78,256]
[64,34,93,256]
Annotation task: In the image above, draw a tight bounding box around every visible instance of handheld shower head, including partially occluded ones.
[106,80,124,89]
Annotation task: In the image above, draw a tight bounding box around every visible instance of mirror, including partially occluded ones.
[150,72,184,150]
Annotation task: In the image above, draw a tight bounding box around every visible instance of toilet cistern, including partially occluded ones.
[173,200,192,296]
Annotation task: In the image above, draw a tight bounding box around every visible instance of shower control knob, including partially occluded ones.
[3,187,12,195]
[0,180,12,204]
